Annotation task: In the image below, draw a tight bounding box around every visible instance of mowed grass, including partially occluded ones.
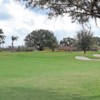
[0,51,100,100]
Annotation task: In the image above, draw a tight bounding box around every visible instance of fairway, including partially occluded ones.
[0,52,100,100]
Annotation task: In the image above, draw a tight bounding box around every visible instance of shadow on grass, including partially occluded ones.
[0,87,100,100]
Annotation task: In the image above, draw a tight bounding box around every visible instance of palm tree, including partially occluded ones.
[0,29,5,49]
[11,36,18,52]
[1,40,5,48]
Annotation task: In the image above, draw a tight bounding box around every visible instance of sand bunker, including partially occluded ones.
[75,56,90,60]
[75,54,100,61]
[93,54,100,57]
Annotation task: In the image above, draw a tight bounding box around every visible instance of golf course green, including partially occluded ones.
[0,51,100,100]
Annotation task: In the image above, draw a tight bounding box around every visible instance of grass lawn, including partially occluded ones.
[0,51,100,100]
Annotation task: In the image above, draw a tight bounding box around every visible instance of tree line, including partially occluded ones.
[0,28,100,54]
[13,0,100,54]
[0,29,18,52]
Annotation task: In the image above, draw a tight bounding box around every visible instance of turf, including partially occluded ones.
[0,51,100,100]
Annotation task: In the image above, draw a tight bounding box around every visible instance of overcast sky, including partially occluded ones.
[0,0,100,47]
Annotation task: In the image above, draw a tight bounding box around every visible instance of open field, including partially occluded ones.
[0,51,100,100]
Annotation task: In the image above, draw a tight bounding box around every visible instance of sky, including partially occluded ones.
[0,0,100,47]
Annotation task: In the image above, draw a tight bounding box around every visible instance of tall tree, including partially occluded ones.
[0,29,5,49]
[92,37,100,46]
[60,37,76,46]
[11,36,18,52]
[76,30,93,54]
[60,37,76,51]
[91,37,100,51]
[18,0,100,24]
[24,29,58,51]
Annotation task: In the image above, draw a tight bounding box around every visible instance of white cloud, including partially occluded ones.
[0,0,100,47]
[0,0,3,5]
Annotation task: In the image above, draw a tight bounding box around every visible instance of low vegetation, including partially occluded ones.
[0,51,100,100]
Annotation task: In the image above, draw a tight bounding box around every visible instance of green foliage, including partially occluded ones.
[11,36,18,52]
[0,29,5,49]
[60,37,76,46]
[25,29,58,51]
[11,36,18,41]
[76,30,93,54]
[18,0,100,24]
[92,37,100,50]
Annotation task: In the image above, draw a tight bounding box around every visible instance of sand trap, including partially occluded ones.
[75,56,90,60]
[93,54,100,57]
[75,54,100,61]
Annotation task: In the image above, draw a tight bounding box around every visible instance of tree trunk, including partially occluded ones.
[12,41,14,52]
[83,49,86,54]
[38,46,44,51]
[51,46,55,52]
[0,43,1,52]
